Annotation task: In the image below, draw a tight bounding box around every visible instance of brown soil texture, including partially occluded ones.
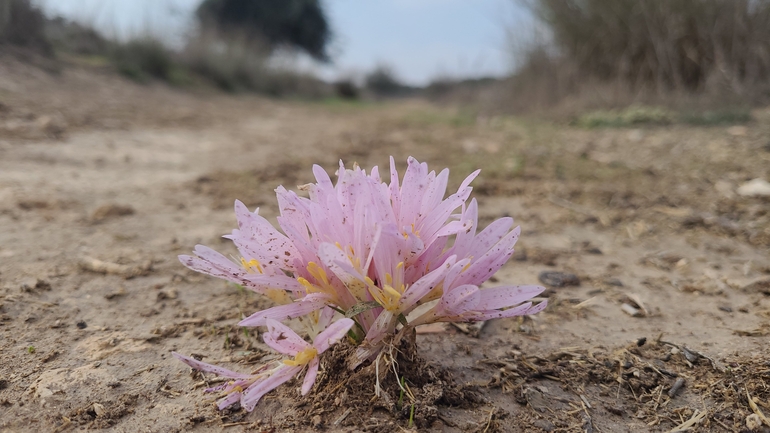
[1,54,769,432]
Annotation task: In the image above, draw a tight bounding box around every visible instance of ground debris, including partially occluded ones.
[90,204,135,222]
[480,339,770,432]
[79,256,152,279]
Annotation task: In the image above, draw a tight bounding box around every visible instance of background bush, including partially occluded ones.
[507,0,770,112]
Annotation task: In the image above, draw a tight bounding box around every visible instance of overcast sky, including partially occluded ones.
[38,0,528,85]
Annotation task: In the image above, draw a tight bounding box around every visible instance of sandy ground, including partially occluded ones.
[1,56,769,432]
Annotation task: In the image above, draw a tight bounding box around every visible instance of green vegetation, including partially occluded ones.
[575,106,751,128]
[402,108,477,128]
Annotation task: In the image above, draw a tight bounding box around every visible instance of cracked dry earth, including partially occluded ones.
[1,58,770,432]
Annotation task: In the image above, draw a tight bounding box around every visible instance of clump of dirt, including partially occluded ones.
[290,332,482,431]
[68,393,140,429]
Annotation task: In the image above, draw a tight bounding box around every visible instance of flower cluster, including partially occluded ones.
[175,157,546,410]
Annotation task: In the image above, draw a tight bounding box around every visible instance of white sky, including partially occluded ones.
[37,0,529,85]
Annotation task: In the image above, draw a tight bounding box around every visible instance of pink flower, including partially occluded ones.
[174,318,353,411]
[177,157,547,409]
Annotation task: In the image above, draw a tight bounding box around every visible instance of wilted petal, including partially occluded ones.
[216,392,242,410]
[241,365,301,412]
[172,352,251,379]
[474,299,548,321]
[301,357,320,395]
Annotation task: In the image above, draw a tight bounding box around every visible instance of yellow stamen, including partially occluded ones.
[265,288,292,305]
[462,262,472,272]
[297,277,320,294]
[307,262,329,285]
[383,285,402,299]
[282,347,318,367]
[241,258,264,274]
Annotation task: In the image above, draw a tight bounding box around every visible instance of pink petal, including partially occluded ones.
[455,226,520,287]
[438,284,480,316]
[404,236,448,283]
[441,258,472,290]
[172,352,250,379]
[241,274,305,293]
[312,318,355,353]
[179,248,304,294]
[364,311,396,346]
[389,156,402,221]
[240,365,301,412]
[398,157,429,224]
[301,357,319,395]
[474,299,548,321]
[312,164,334,189]
[262,319,311,356]
[192,245,240,270]
[475,285,545,311]
[420,168,449,218]
[239,293,330,328]
[451,199,479,255]
[318,243,363,282]
[464,217,514,259]
[400,256,456,310]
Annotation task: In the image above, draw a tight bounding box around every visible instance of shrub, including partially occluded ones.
[364,65,418,98]
[111,38,177,83]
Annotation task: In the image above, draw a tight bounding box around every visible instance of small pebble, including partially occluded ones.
[621,303,642,317]
[746,413,762,431]
[532,418,555,432]
[538,271,580,287]
[668,378,685,397]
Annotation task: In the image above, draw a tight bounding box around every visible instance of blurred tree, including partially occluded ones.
[0,0,51,54]
[196,0,331,62]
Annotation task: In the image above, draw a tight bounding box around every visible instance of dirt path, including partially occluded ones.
[1,60,769,432]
